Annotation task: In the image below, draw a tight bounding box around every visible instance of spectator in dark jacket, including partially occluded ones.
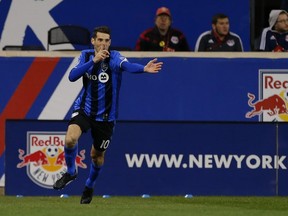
[195,13,243,52]
[135,7,190,51]
[259,10,288,52]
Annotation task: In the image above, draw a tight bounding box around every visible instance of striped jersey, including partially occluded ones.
[71,49,128,121]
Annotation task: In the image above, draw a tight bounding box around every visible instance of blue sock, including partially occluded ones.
[64,144,78,175]
[85,161,102,188]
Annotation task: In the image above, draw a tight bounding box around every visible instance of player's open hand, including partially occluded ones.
[144,58,163,73]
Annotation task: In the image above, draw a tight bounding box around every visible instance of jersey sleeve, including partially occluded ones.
[195,32,208,51]
[235,37,244,51]
[121,61,145,73]
[69,51,94,82]
[259,28,270,51]
[110,51,144,73]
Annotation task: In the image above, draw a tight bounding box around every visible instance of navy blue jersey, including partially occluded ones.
[259,28,288,51]
[70,49,132,121]
[195,30,243,52]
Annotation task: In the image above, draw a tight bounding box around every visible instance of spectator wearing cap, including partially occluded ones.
[135,7,190,51]
[195,13,243,52]
[259,10,288,52]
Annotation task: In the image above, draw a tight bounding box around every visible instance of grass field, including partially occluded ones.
[0,196,288,216]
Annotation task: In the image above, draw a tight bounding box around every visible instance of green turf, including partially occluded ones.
[0,196,288,216]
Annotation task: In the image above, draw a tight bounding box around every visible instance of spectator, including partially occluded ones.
[195,13,243,51]
[259,10,288,52]
[135,7,190,51]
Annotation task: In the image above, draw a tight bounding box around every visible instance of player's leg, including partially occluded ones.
[64,124,82,175]
[85,146,105,188]
[53,110,90,190]
[53,124,82,190]
[80,121,114,204]
[81,147,105,204]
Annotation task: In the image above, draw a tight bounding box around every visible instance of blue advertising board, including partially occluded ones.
[1,53,288,187]
[5,120,288,196]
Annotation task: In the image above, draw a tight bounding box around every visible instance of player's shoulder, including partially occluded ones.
[76,49,94,62]
[79,49,94,58]
[80,49,94,55]
[109,50,126,60]
[109,50,120,56]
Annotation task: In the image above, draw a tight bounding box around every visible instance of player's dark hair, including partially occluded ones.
[212,14,228,24]
[92,26,111,38]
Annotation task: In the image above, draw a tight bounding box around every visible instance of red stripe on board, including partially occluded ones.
[0,57,60,155]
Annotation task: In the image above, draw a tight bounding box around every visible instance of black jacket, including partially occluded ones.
[195,30,243,51]
[136,26,190,51]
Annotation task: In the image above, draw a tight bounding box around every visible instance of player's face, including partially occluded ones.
[91,32,111,52]
[155,14,171,31]
[213,18,230,36]
[275,14,288,33]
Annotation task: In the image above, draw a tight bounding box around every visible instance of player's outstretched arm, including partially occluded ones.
[144,58,163,73]
[121,58,163,73]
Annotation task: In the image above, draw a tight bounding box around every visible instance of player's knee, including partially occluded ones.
[91,151,105,167]
[92,155,104,167]
[65,135,78,148]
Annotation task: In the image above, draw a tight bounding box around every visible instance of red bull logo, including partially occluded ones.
[17,131,87,189]
[246,70,288,121]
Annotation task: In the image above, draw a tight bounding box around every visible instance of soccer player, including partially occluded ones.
[53,26,163,204]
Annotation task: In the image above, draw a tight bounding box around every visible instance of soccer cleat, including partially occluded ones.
[80,186,94,204]
[53,172,77,190]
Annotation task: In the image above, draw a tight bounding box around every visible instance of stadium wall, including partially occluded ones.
[1,51,288,194]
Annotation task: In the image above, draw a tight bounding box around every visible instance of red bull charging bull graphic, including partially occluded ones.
[17,131,87,189]
[246,70,288,121]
